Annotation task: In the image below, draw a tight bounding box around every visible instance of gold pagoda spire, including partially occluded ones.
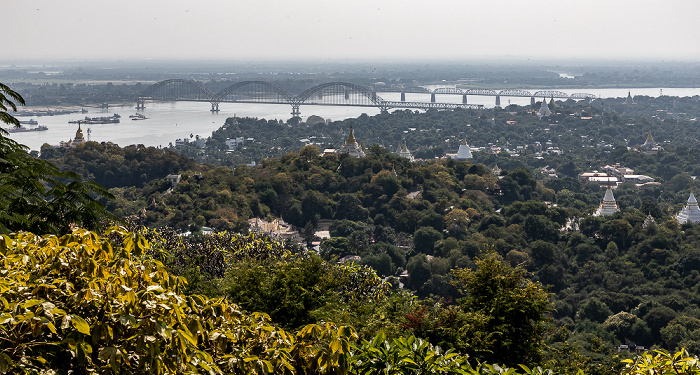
[75,121,85,141]
[346,126,356,144]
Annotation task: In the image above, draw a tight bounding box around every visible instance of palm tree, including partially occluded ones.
[0,82,25,129]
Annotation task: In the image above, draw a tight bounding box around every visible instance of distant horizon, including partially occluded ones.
[2,57,700,68]
[8,0,700,63]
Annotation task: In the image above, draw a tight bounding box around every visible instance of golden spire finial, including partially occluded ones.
[346,126,356,144]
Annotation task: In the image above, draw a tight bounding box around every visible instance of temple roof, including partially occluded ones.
[346,126,357,144]
[594,185,619,216]
[603,186,615,202]
[646,131,654,143]
[538,97,551,117]
[75,122,85,141]
[676,191,700,224]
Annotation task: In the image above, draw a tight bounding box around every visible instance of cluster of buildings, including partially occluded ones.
[579,164,657,189]
[328,126,476,162]
[338,126,699,226]
[248,217,299,241]
[175,136,206,148]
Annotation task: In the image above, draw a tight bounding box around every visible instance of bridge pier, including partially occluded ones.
[462,94,467,104]
[495,95,501,106]
[101,103,109,109]
[401,92,405,102]
[210,102,219,112]
[431,93,436,103]
[291,104,301,117]
[531,96,535,106]
[136,99,145,110]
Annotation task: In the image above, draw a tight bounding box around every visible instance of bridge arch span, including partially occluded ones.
[139,79,214,101]
[296,82,386,107]
[212,81,295,103]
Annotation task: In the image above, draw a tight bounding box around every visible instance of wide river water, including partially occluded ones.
[8,87,700,152]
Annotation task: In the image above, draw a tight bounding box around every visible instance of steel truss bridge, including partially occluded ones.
[378,87,597,106]
[136,80,596,116]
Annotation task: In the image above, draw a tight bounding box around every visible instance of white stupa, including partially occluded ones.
[339,126,365,158]
[455,139,473,160]
[594,185,620,216]
[398,140,414,161]
[676,190,700,225]
[538,97,551,118]
[643,214,656,228]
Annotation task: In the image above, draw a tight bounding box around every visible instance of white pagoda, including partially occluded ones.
[594,185,620,216]
[455,139,473,160]
[639,131,659,154]
[492,164,502,176]
[538,98,551,118]
[339,126,365,158]
[676,191,700,225]
[398,141,414,161]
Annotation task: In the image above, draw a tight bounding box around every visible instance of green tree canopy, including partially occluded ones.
[452,252,552,366]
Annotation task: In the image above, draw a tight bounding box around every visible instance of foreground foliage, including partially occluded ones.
[2,228,515,375]
[0,228,360,374]
[622,349,700,375]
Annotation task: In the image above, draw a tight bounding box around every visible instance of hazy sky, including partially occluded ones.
[7,0,700,62]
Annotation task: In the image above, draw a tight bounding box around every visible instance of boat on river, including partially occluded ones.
[3,125,48,133]
[129,113,148,120]
[69,114,120,124]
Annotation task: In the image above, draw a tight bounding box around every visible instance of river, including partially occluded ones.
[8,87,700,152]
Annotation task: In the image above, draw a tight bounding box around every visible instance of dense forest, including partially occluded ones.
[37,94,700,370]
[5,75,700,373]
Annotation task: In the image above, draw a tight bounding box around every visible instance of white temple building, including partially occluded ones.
[676,191,700,225]
[643,214,656,228]
[639,132,660,154]
[338,126,365,158]
[492,164,502,176]
[594,185,620,216]
[538,98,552,118]
[398,141,414,161]
[454,139,473,160]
